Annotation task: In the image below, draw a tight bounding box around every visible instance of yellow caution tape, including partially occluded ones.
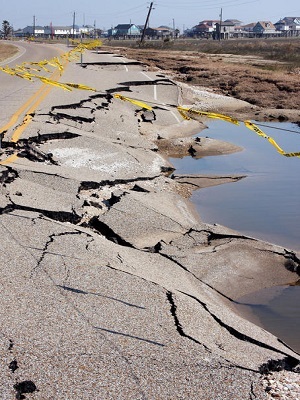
[244,121,300,158]
[114,94,153,111]
[61,51,79,61]
[32,75,72,91]
[47,57,64,73]
[16,72,34,81]
[65,82,97,91]
[0,66,16,76]
[0,66,33,81]
[0,41,103,92]
[14,65,27,72]
[177,106,240,125]
[283,151,300,157]
[83,39,102,49]
[177,108,191,120]
[22,64,42,72]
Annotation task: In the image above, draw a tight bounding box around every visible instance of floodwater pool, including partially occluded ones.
[170,120,300,251]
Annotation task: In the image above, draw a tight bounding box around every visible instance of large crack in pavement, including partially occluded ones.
[166,291,209,349]
[117,78,176,87]
[179,290,300,366]
[166,276,300,377]
[33,223,299,378]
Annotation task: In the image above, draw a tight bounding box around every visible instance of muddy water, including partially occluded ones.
[170,120,300,353]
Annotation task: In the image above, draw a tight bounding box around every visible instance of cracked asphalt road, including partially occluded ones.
[0,44,299,399]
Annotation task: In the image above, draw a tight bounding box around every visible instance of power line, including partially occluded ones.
[254,123,300,135]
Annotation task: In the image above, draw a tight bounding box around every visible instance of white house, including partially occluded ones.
[274,17,300,36]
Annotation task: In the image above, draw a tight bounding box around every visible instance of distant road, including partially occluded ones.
[0,41,64,129]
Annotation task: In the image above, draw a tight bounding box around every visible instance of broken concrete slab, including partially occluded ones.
[7,171,82,215]
[172,174,246,192]
[33,218,299,369]
[93,189,199,248]
[157,135,243,158]
[156,223,299,299]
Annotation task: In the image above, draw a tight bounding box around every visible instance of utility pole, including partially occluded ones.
[33,15,36,37]
[219,8,222,41]
[50,21,54,40]
[140,2,154,44]
[72,11,76,40]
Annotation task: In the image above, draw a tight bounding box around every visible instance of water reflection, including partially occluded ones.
[236,284,300,354]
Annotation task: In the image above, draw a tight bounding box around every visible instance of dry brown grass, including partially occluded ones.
[104,38,300,69]
[104,43,300,111]
[0,42,19,62]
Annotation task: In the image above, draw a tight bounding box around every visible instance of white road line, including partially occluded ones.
[140,71,152,80]
[117,57,129,72]
[153,85,157,101]
[170,110,181,123]
[140,71,157,101]
[140,72,180,123]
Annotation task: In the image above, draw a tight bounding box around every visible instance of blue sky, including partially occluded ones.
[1,0,299,31]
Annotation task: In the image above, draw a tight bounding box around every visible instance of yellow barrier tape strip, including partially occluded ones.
[244,121,300,158]
[283,151,300,157]
[16,73,33,81]
[177,108,191,120]
[60,52,79,62]
[0,66,17,76]
[0,41,103,92]
[0,66,33,81]
[29,60,53,73]
[177,108,299,158]
[177,106,240,125]
[32,75,72,91]
[114,94,153,111]
[47,57,64,73]
[65,83,97,91]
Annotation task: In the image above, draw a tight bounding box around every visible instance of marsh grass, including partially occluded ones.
[105,38,300,70]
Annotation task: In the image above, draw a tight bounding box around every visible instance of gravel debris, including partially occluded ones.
[263,371,300,399]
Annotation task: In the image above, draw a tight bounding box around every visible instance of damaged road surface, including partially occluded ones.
[0,46,299,399]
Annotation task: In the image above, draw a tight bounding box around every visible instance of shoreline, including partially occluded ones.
[135,77,299,301]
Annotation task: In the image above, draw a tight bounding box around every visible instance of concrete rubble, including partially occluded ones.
[0,47,299,399]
